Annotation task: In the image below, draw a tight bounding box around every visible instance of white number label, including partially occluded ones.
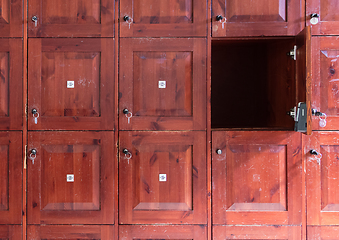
[159,174,167,182]
[67,174,74,182]
[67,81,75,88]
[158,81,166,89]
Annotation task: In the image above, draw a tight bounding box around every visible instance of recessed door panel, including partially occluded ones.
[0,226,22,240]
[119,225,206,239]
[212,131,302,225]
[27,131,114,224]
[120,0,206,37]
[0,0,22,37]
[27,225,114,240]
[28,0,114,37]
[119,131,206,224]
[0,132,22,224]
[28,38,114,130]
[119,38,206,131]
[307,0,339,35]
[212,0,302,36]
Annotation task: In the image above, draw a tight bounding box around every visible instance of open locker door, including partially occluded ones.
[294,26,312,135]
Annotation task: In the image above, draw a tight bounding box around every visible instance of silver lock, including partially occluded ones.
[216,149,222,155]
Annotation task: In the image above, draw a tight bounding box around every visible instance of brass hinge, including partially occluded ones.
[24,145,27,169]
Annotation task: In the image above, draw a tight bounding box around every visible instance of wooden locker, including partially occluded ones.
[119,38,206,131]
[28,0,114,37]
[27,131,114,225]
[212,131,302,225]
[28,38,114,130]
[120,0,207,37]
[119,131,206,224]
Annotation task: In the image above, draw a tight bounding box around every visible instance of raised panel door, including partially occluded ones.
[0,39,22,130]
[27,225,114,239]
[120,0,206,37]
[0,132,22,224]
[119,38,206,131]
[27,131,114,224]
[119,225,206,239]
[28,0,114,37]
[119,131,206,224]
[0,226,22,240]
[0,0,22,37]
[212,131,302,225]
[212,0,302,37]
[307,0,339,35]
[28,38,114,130]
[305,131,339,225]
[312,37,339,130]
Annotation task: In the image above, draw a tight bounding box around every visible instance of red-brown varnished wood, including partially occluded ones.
[28,38,114,130]
[119,131,206,224]
[119,225,207,239]
[0,39,22,130]
[28,0,114,37]
[305,131,339,226]
[120,0,206,37]
[311,37,339,130]
[27,225,114,239]
[212,131,302,225]
[213,225,301,239]
[0,225,22,240]
[119,38,206,131]
[212,0,303,37]
[307,226,339,240]
[0,0,22,37]
[307,0,339,35]
[0,132,22,224]
[27,131,114,224]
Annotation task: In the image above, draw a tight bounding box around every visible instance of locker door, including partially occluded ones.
[27,131,114,224]
[28,38,114,130]
[119,38,206,131]
[0,39,22,130]
[0,0,22,37]
[307,0,339,35]
[28,0,114,37]
[0,226,22,240]
[120,0,206,37]
[212,131,302,225]
[119,131,206,224]
[0,132,22,224]
[305,132,339,225]
[212,0,302,37]
[311,37,339,130]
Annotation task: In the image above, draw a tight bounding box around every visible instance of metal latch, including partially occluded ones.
[288,102,307,132]
[287,45,297,60]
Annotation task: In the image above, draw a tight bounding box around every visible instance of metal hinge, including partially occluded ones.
[24,145,27,169]
[287,45,297,60]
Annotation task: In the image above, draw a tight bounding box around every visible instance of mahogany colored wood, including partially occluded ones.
[27,225,114,239]
[307,226,339,240]
[119,38,206,131]
[119,225,207,239]
[27,131,114,224]
[0,39,22,130]
[212,131,302,225]
[0,132,22,224]
[119,131,206,224]
[120,0,206,37]
[213,225,301,239]
[212,0,303,37]
[311,37,339,130]
[0,225,22,240]
[0,0,22,37]
[28,0,114,37]
[305,131,339,225]
[28,38,114,130]
[307,0,339,35]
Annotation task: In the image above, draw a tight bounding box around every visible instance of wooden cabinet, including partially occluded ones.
[0,226,22,240]
[27,225,114,239]
[307,0,339,35]
[120,0,206,37]
[212,131,302,225]
[28,0,114,37]
[0,132,22,225]
[0,39,22,130]
[119,131,206,224]
[28,38,114,130]
[119,38,206,131]
[212,0,303,37]
[27,131,114,224]
[119,225,206,239]
[312,37,339,130]
[0,0,22,37]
